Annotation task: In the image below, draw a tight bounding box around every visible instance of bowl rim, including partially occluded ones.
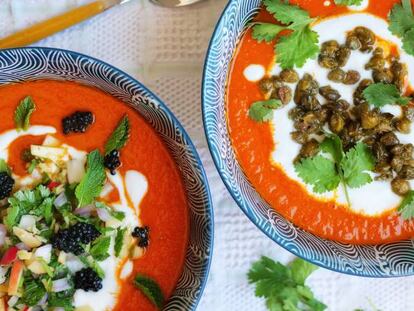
[201,0,414,278]
[0,46,214,308]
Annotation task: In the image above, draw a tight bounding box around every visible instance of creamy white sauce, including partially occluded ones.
[266,13,414,216]
[120,260,133,280]
[244,64,266,82]
[0,126,56,161]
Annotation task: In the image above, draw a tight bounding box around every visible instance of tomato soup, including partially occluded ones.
[227,0,414,244]
[0,80,188,310]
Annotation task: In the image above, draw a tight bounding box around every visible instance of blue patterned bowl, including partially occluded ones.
[202,0,414,277]
[0,47,213,309]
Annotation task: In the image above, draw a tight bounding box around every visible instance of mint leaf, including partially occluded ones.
[252,23,285,43]
[14,96,36,131]
[249,99,282,122]
[90,236,111,261]
[275,26,319,69]
[75,150,106,207]
[104,115,130,155]
[295,156,341,193]
[398,190,414,220]
[115,227,127,257]
[363,83,410,107]
[341,143,375,188]
[334,0,363,6]
[134,274,165,310]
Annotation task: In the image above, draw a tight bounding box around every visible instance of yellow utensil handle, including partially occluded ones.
[0,1,106,49]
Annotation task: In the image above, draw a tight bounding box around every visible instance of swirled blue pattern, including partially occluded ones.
[0,47,213,309]
[202,0,414,277]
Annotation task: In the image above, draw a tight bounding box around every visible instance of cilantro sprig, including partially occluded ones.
[334,0,363,6]
[252,0,319,69]
[134,274,165,310]
[389,0,414,56]
[398,191,414,220]
[295,135,375,205]
[248,256,326,311]
[14,96,36,131]
[363,83,410,107]
[75,149,106,207]
[249,99,282,122]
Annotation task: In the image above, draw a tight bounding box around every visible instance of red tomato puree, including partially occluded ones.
[227,0,414,244]
[0,80,189,310]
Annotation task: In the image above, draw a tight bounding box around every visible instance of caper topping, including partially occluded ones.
[299,139,320,158]
[328,68,346,83]
[391,178,411,196]
[336,46,351,67]
[280,69,299,83]
[329,113,345,134]
[318,56,338,69]
[346,35,361,50]
[319,86,341,101]
[372,69,394,84]
[343,70,361,85]
[395,117,411,134]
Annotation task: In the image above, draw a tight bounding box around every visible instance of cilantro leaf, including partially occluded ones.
[398,190,414,220]
[90,236,111,261]
[22,274,47,306]
[295,156,341,193]
[134,274,165,310]
[276,26,319,69]
[0,159,10,174]
[104,115,130,155]
[115,227,127,257]
[75,149,106,207]
[263,0,314,31]
[362,83,410,107]
[340,142,375,188]
[320,134,344,163]
[248,257,326,311]
[334,0,363,6]
[389,0,414,56]
[14,96,36,131]
[249,99,282,122]
[252,23,285,43]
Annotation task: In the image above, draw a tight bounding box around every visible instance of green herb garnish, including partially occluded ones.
[115,227,127,257]
[295,135,375,205]
[22,274,47,306]
[104,115,130,155]
[75,150,106,207]
[134,274,165,310]
[252,0,319,69]
[248,256,326,311]
[0,159,11,174]
[389,0,414,56]
[363,83,410,107]
[90,236,111,261]
[334,0,363,6]
[249,99,282,122]
[14,96,36,131]
[398,190,414,219]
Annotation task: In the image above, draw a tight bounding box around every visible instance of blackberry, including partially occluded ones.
[52,223,100,255]
[132,226,150,247]
[62,111,94,134]
[104,150,121,175]
[74,268,103,292]
[0,172,14,200]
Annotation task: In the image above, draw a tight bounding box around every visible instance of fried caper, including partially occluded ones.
[346,35,361,50]
[299,139,320,158]
[391,61,408,91]
[271,85,292,105]
[329,113,346,134]
[280,69,299,83]
[395,117,411,134]
[291,131,308,145]
[391,178,411,196]
[354,26,376,52]
[294,74,319,104]
[354,79,373,105]
[319,86,341,101]
[373,69,394,84]
[361,110,380,129]
[365,56,386,71]
[318,56,338,69]
[398,165,414,180]
[372,142,389,162]
[336,46,351,67]
[320,40,339,58]
[380,132,400,146]
[328,68,346,83]
[300,95,320,111]
[343,70,361,85]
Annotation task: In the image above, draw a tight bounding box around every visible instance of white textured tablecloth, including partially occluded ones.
[1,1,414,310]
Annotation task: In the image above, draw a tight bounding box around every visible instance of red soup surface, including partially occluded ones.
[0,80,189,311]
[227,0,414,244]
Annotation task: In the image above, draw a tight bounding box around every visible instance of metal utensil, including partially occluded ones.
[0,0,131,49]
[150,0,205,7]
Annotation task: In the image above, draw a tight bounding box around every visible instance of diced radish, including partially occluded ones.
[8,260,24,296]
[47,181,61,190]
[0,247,19,265]
[34,245,52,263]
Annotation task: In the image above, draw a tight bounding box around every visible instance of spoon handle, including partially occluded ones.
[0,0,120,49]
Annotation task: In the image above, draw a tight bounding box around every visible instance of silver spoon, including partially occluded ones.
[150,0,205,7]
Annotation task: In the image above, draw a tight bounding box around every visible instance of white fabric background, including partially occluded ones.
[0,0,413,310]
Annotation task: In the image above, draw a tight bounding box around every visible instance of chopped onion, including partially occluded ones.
[38,293,48,305]
[52,278,71,292]
[7,295,18,307]
[54,192,68,208]
[35,244,52,263]
[0,224,6,247]
[96,207,111,222]
[74,204,94,217]
[19,215,36,231]
[16,242,30,250]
